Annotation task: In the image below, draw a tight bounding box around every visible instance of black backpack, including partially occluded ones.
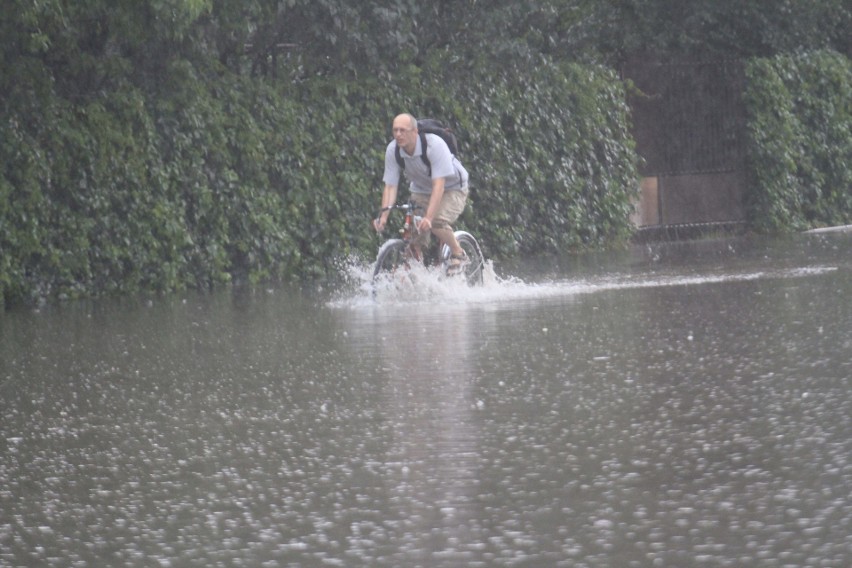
[394,118,459,178]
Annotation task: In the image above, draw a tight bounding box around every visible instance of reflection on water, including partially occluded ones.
[346,303,483,565]
[1,232,851,567]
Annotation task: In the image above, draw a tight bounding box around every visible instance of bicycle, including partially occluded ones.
[372,201,485,286]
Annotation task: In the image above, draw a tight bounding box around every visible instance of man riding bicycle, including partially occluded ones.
[372,113,470,273]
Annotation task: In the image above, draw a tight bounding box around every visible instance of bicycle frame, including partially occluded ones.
[372,200,485,285]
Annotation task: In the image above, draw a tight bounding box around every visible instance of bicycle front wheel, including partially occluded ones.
[372,239,410,280]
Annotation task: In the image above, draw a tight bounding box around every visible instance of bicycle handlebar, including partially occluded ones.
[377,202,424,215]
[374,202,425,235]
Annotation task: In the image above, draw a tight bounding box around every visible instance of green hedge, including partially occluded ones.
[744,50,852,231]
[447,55,639,256]
[0,50,638,307]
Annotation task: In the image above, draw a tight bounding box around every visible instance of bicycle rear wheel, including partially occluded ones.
[372,239,410,280]
[443,231,485,285]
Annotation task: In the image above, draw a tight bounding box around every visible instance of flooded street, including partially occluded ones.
[2,232,851,567]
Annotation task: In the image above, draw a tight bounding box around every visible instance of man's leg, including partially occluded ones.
[430,224,462,256]
[430,190,467,257]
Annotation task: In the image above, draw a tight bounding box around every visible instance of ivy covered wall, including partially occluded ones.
[2,1,850,307]
[743,51,852,231]
[0,50,639,306]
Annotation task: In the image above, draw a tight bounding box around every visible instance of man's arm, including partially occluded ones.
[374,183,398,232]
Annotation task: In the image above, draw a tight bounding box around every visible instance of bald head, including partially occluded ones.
[392,113,419,154]
[394,113,417,130]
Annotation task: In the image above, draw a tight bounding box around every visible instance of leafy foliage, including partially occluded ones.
[1,0,850,306]
[743,51,852,231]
[580,0,852,64]
[422,52,639,256]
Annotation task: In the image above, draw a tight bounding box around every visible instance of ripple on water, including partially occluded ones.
[2,236,851,566]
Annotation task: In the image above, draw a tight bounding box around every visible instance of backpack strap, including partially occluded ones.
[394,132,431,180]
[394,142,403,171]
[418,132,431,176]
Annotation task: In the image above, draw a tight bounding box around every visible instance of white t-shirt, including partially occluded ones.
[383,133,469,194]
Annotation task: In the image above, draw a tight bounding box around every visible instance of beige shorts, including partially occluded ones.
[410,190,468,248]
[411,190,467,228]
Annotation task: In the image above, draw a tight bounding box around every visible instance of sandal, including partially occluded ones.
[446,252,468,276]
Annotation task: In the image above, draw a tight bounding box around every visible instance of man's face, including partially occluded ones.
[392,117,417,153]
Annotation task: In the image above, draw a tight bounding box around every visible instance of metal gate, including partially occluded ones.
[623,59,748,232]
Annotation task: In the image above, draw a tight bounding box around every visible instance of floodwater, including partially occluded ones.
[1,231,850,567]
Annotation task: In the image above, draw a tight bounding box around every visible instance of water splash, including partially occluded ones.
[328,256,838,310]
